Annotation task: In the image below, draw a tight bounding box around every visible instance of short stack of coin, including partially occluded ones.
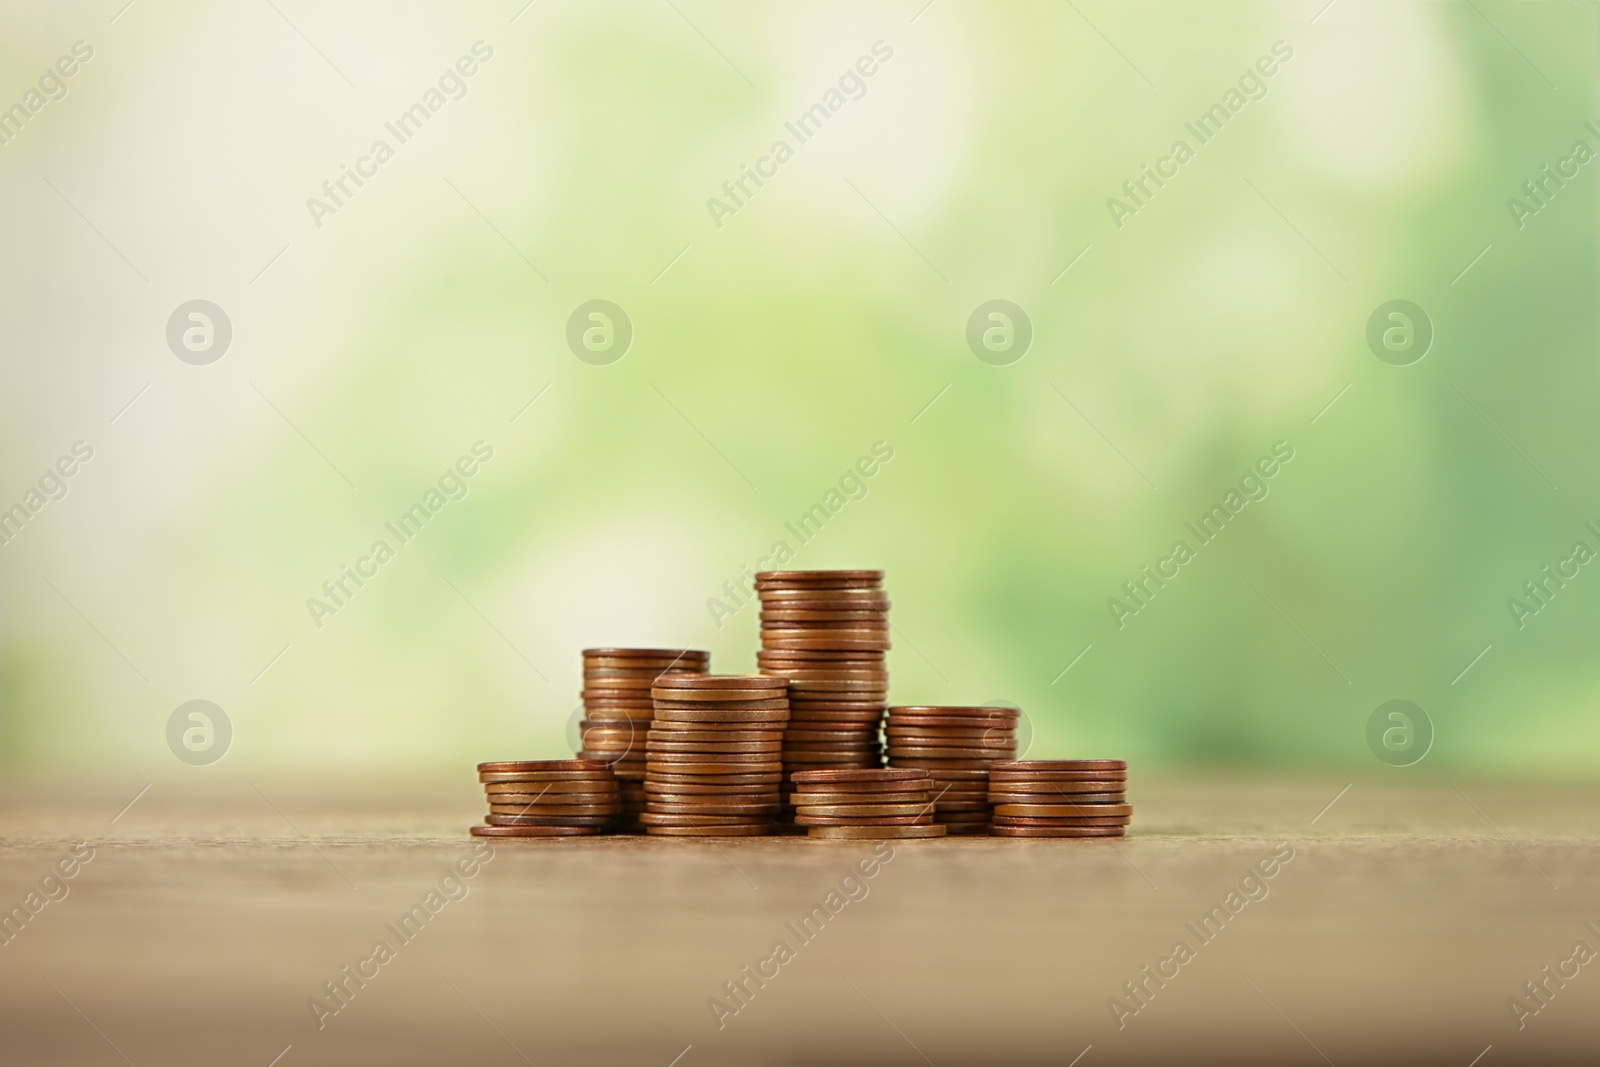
[471,760,620,837]
[986,760,1129,837]
[753,570,889,829]
[641,675,789,836]
[577,648,709,831]
[885,705,1019,834]
[790,768,947,839]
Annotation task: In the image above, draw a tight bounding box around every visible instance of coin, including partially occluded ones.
[646,772,782,786]
[485,813,614,827]
[785,791,930,806]
[638,812,777,826]
[652,674,783,690]
[791,768,925,783]
[992,803,1133,818]
[651,697,791,710]
[470,825,600,837]
[477,759,610,774]
[645,824,777,836]
[791,803,932,817]
[989,825,1126,838]
[652,709,792,725]
[990,759,1125,772]
[803,825,947,840]
[479,770,617,784]
[643,781,777,795]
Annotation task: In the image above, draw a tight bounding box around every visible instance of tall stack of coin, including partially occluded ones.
[790,768,946,840]
[641,675,788,836]
[986,760,1129,837]
[577,648,709,831]
[471,760,620,837]
[885,705,1018,834]
[753,570,889,829]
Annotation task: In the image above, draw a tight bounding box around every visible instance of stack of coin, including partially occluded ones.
[471,760,620,837]
[753,570,889,829]
[885,705,1019,834]
[986,760,1129,838]
[790,768,946,840]
[641,675,789,836]
[577,648,709,831]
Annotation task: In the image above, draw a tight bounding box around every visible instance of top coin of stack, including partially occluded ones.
[753,570,889,826]
[986,760,1129,837]
[885,705,1019,834]
[791,768,946,839]
[577,648,708,830]
[642,675,789,836]
[471,760,620,837]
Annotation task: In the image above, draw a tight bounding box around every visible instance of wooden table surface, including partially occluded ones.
[2,772,1597,1065]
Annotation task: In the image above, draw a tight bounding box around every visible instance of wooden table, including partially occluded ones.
[2,773,1597,1064]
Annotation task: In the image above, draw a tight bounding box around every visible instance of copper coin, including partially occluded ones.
[989,826,1126,838]
[783,728,880,741]
[583,647,708,658]
[638,812,776,826]
[477,759,610,774]
[992,825,1132,831]
[646,760,784,774]
[986,773,1128,786]
[470,825,599,837]
[886,759,1010,772]
[646,771,782,785]
[648,738,783,749]
[488,804,620,817]
[762,638,891,651]
[992,803,1133,818]
[652,674,781,690]
[891,706,1019,718]
[653,709,791,724]
[804,825,946,840]
[485,813,614,827]
[990,759,1124,772]
[786,714,886,726]
[940,824,991,835]
[648,750,784,763]
[794,815,935,827]
[485,794,620,807]
[648,727,784,741]
[652,697,791,710]
[759,609,888,621]
[646,824,777,837]
[758,649,884,661]
[643,781,777,795]
[644,797,782,811]
[886,744,1018,758]
[791,803,931,817]
[774,681,888,694]
[989,783,1126,796]
[786,701,886,712]
[786,791,931,805]
[791,768,926,784]
[755,569,883,582]
[479,771,617,784]
[484,779,618,793]
[887,712,1016,726]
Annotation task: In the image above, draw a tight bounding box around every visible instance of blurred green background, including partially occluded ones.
[1,0,1595,778]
